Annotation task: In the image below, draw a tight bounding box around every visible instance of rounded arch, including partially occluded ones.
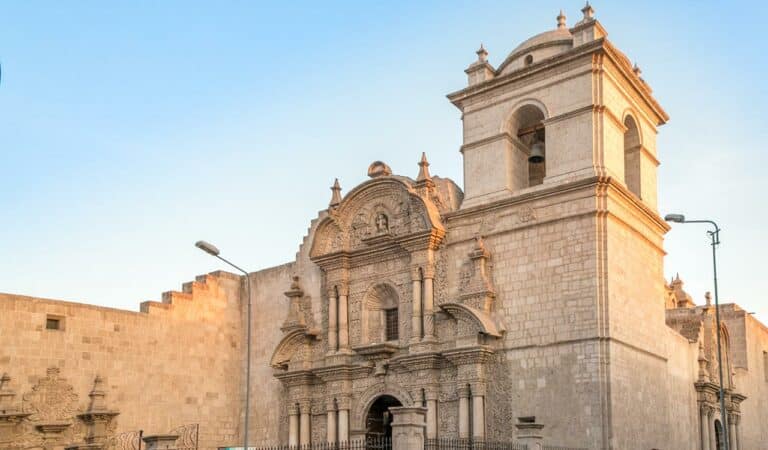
[504,100,548,187]
[719,323,733,388]
[362,282,401,343]
[621,109,644,147]
[354,382,415,430]
[501,98,550,134]
[623,111,642,198]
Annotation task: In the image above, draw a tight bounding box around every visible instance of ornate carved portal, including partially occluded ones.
[273,161,507,445]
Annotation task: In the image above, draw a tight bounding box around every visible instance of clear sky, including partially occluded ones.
[1,1,766,321]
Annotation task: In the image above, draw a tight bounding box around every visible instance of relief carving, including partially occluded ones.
[23,368,79,423]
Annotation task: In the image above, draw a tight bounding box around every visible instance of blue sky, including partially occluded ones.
[1,1,766,321]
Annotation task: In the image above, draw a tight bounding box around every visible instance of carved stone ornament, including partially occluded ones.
[23,367,79,423]
[457,236,496,311]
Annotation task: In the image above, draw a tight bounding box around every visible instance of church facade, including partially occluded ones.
[1,5,767,450]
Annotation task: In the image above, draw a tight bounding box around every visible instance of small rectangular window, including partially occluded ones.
[764,351,768,382]
[46,315,64,331]
[384,308,398,341]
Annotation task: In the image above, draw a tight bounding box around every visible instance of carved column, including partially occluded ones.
[425,387,438,439]
[735,415,742,450]
[707,409,714,450]
[299,400,311,446]
[326,398,337,443]
[422,264,435,341]
[338,285,351,352]
[458,385,470,439]
[338,396,351,442]
[410,267,423,343]
[288,404,300,446]
[729,414,737,450]
[471,384,485,440]
[389,407,427,450]
[699,406,708,450]
[328,289,338,354]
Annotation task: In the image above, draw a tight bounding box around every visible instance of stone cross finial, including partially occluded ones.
[329,178,342,207]
[476,44,488,63]
[557,10,567,29]
[416,152,432,182]
[633,62,642,77]
[581,1,595,20]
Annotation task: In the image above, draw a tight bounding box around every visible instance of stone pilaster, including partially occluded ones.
[457,384,470,439]
[410,267,423,344]
[515,418,544,450]
[326,398,337,443]
[327,288,338,354]
[288,403,300,446]
[389,407,427,450]
[299,400,311,445]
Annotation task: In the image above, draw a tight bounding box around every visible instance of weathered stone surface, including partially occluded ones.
[1,6,766,450]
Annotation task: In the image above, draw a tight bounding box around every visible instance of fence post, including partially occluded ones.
[389,406,427,450]
[142,434,180,450]
[514,417,544,450]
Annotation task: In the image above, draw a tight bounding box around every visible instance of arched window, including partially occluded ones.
[510,104,547,187]
[362,284,400,344]
[623,115,641,197]
[714,419,724,450]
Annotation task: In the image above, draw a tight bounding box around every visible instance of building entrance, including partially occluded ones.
[364,395,402,440]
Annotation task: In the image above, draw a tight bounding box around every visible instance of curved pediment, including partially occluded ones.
[310,176,445,260]
[440,302,505,338]
[270,328,316,371]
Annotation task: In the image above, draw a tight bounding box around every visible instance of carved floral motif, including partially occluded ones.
[22,368,79,423]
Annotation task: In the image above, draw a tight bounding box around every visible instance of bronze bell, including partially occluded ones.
[529,140,545,163]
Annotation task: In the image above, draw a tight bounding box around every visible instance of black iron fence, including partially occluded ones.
[424,438,527,450]
[243,437,391,450]
[541,446,588,450]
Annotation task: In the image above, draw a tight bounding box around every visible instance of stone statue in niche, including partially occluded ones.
[375,213,389,233]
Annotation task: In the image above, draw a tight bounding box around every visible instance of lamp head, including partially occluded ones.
[195,240,220,256]
[664,214,686,223]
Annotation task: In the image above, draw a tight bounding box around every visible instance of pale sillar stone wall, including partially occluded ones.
[0,272,244,449]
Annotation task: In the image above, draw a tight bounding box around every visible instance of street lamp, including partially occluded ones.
[663,214,729,450]
[195,240,252,450]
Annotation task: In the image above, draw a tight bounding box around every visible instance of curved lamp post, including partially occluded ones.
[664,214,729,450]
[195,240,252,450]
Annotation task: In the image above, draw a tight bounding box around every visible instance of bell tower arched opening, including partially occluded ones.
[510,104,547,187]
[623,114,641,198]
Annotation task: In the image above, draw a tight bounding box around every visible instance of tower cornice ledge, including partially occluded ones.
[447,37,668,126]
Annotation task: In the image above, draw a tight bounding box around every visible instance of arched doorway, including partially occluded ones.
[714,419,724,450]
[365,395,402,439]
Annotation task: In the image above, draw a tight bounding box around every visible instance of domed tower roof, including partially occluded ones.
[496,10,574,75]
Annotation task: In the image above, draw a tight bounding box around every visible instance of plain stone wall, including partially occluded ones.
[0,272,244,449]
[729,311,768,447]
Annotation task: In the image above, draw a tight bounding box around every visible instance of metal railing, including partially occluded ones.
[424,438,527,450]
[244,437,391,450]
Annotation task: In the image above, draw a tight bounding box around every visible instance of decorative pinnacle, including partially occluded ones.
[557,10,567,29]
[476,44,488,63]
[633,62,642,77]
[416,152,432,182]
[581,1,595,20]
[705,291,712,306]
[329,178,342,207]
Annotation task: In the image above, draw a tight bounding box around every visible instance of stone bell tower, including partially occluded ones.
[449,4,667,210]
[447,4,674,449]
